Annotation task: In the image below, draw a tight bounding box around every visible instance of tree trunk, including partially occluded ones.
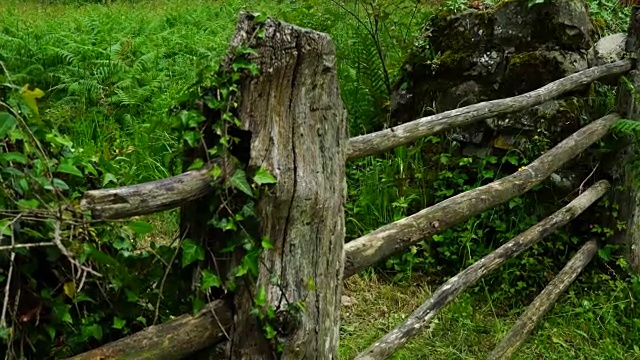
[354,180,610,360]
[486,239,599,360]
[186,12,349,359]
[347,60,631,161]
[344,114,619,277]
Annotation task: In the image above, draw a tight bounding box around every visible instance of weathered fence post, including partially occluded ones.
[616,6,640,272]
[182,13,348,359]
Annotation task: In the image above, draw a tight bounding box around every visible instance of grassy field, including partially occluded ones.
[2,0,640,358]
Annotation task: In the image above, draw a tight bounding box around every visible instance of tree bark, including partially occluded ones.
[615,6,640,272]
[80,160,231,220]
[486,239,599,360]
[65,300,232,360]
[197,12,348,359]
[346,60,631,161]
[353,181,610,360]
[344,113,619,277]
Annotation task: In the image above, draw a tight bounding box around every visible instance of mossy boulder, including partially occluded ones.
[389,0,595,149]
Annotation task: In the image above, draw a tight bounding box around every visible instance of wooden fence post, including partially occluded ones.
[617,6,640,272]
[182,13,348,359]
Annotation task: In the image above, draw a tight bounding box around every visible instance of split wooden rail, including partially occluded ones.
[65,7,640,360]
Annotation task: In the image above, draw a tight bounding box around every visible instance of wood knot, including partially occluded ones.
[431,220,441,229]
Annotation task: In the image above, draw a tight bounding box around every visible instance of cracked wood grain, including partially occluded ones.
[215,12,348,359]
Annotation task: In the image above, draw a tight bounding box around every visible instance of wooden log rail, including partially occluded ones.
[344,113,620,277]
[66,301,232,360]
[80,59,630,221]
[68,112,618,359]
[346,60,632,161]
[486,239,599,360]
[80,159,233,220]
[353,180,610,360]
[66,15,633,359]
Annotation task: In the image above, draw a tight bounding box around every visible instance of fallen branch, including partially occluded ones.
[353,180,610,360]
[80,160,232,220]
[65,300,232,360]
[346,60,632,161]
[486,239,599,360]
[344,113,619,277]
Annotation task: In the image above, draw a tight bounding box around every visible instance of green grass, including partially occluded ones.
[2,0,640,359]
[341,272,640,359]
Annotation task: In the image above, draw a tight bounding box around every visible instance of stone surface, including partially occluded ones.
[384,0,604,192]
[590,32,627,66]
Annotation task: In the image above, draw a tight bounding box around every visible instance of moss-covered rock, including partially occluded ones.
[389,0,594,139]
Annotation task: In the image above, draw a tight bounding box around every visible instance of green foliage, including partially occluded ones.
[0,4,280,357]
[2,0,640,359]
[0,65,197,358]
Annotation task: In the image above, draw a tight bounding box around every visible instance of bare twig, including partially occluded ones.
[579,162,600,194]
[153,237,183,325]
[0,242,55,251]
[0,215,22,243]
[1,224,16,328]
[53,221,101,277]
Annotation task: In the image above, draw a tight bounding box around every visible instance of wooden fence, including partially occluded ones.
[65,7,640,360]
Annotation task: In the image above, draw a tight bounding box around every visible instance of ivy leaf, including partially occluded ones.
[84,323,103,341]
[0,327,10,341]
[112,317,126,330]
[0,112,17,137]
[200,269,222,291]
[229,169,254,197]
[255,284,267,307]
[252,11,268,23]
[0,152,28,164]
[181,239,205,267]
[209,163,222,180]
[63,282,76,298]
[187,158,205,170]
[253,167,277,185]
[261,237,274,249]
[56,163,83,177]
[0,220,12,236]
[263,322,277,339]
[102,173,118,187]
[127,221,154,236]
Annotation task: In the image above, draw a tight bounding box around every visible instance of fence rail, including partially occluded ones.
[80,159,232,220]
[62,6,640,360]
[353,180,610,359]
[486,239,600,360]
[346,60,632,161]
[344,113,619,277]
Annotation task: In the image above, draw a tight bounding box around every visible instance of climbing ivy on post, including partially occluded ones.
[176,11,349,358]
